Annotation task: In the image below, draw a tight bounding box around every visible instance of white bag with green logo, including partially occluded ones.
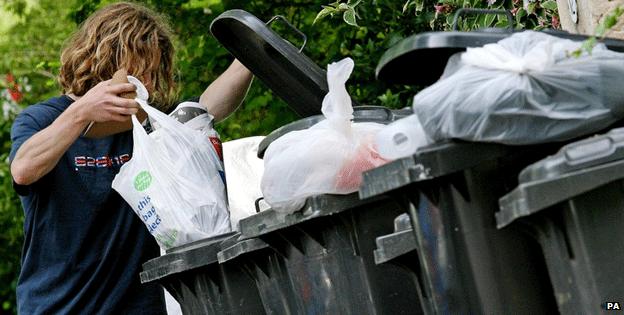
[112,100,231,249]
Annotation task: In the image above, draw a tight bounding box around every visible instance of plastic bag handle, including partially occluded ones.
[130,100,195,157]
[452,8,514,31]
[139,100,186,131]
[266,15,307,53]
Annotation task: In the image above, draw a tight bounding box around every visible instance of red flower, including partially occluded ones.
[6,73,22,103]
[551,15,560,29]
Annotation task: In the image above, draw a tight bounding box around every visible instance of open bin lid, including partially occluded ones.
[377,28,624,86]
[238,193,386,239]
[211,9,329,117]
[257,106,412,158]
[374,213,416,265]
[140,232,236,283]
[497,128,624,228]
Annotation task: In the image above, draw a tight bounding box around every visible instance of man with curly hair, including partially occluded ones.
[9,2,252,314]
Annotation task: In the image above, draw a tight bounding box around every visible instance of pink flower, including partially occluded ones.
[551,15,560,28]
[434,4,452,14]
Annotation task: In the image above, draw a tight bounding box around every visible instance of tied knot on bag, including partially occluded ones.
[460,30,585,74]
[462,39,555,73]
[322,58,355,136]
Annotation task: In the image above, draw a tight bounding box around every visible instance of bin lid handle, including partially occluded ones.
[266,15,308,53]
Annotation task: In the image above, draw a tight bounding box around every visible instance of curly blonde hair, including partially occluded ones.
[59,2,176,109]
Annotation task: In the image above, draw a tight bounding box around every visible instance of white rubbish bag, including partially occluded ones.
[112,77,231,249]
[375,114,431,160]
[223,136,267,229]
[413,30,624,145]
[261,58,388,213]
[166,101,226,186]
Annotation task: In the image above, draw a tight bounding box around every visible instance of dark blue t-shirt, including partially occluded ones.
[10,95,166,314]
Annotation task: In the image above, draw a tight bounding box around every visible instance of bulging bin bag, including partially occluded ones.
[261,58,387,213]
[112,80,231,249]
[413,30,624,145]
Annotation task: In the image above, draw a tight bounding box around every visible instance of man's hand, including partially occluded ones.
[74,80,140,123]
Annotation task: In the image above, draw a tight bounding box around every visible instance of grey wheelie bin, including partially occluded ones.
[497,127,624,314]
[209,9,419,314]
[140,232,266,315]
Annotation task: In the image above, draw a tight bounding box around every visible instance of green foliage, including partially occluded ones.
[314,0,362,26]
[570,6,623,57]
[0,1,76,313]
[0,110,22,315]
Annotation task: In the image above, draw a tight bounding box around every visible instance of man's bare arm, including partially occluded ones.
[199,59,253,122]
[11,81,138,185]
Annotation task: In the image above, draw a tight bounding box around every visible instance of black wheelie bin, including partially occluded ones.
[497,127,624,314]
[358,9,624,313]
[209,9,420,315]
[140,232,266,315]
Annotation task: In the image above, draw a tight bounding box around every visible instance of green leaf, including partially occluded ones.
[495,18,509,28]
[604,14,618,29]
[516,8,527,21]
[486,13,497,27]
[314,6,337,24]
[402,0,413,13]
[415,0,425,12]
[349,0,362,8]
[541,0,558,11]
[338,3,350,11]
[527,2,537,14]
[343,8,358,26]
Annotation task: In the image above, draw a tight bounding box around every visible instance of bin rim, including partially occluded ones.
[359,140,517,199]
[257,106,412,158]
[239,193,387,239]
[139,232,236,283]
[217,238,270,263]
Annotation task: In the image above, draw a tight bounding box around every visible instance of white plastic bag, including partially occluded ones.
[167,101,226,185]
[375,114,431,160]
[413,31,624,145]
[223,136,267,229]
[112,79,230,249]
[261,58,388,213]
